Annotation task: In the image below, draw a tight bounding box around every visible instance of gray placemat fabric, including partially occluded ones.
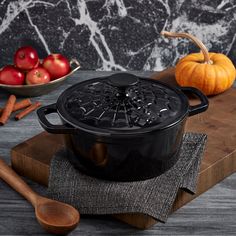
[48,133,207,222]
[180,151,203,193]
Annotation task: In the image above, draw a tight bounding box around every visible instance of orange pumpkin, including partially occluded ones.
[161,31,236,95]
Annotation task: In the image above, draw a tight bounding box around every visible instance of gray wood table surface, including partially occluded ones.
[0,71,235,236]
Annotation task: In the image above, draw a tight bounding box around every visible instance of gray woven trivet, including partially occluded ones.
[48,132,207,223]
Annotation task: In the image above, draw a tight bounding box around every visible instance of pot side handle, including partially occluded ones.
[37,103,75,134]
[180,87,209,116]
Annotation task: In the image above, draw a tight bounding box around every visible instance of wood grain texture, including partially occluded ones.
[0,70,236,235]
[10,68,236,229]
[0,159,80,234]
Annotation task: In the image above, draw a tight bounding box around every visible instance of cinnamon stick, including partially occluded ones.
[0,95,16,125]
[13,99,32,112]
[0,99,32,115]
[15,102,41,121]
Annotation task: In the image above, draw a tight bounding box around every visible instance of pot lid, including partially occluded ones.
[57,73,189,135]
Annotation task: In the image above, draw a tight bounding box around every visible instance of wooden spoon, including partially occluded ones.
[0,159,80,234]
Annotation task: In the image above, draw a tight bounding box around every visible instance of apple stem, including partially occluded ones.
[19,53,25,59]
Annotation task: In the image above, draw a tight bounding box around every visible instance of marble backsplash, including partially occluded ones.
[0,0,235,71]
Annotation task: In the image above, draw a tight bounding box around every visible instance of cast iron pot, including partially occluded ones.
[37,73,208,181]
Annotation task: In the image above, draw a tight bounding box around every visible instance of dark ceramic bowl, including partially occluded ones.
[0,59,80,97]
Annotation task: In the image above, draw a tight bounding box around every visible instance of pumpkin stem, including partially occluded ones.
[161,31,212,64]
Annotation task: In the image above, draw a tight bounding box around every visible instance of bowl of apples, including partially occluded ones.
[0,46,80,97]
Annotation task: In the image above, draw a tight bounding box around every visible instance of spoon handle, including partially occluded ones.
[0,159,38,206]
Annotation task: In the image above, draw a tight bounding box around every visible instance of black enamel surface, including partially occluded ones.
[64,120,185,181]
[59,74,189,134]
[37,73,208,181]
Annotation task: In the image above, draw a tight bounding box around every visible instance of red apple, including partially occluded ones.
[14,46,39,70]
[26,67,50,85]
[0,65,25,85]
[42,54,70,80]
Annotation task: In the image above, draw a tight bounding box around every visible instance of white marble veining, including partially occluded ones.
[0,0,235,70]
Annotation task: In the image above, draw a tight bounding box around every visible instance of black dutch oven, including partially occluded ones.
[37,73,208,181]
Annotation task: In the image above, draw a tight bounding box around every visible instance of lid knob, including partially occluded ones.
[108,73,139,89]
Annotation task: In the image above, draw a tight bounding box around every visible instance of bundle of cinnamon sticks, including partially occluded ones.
[0,95,41,126]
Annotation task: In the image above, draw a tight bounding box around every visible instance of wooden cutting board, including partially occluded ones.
[11,69,236,229]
